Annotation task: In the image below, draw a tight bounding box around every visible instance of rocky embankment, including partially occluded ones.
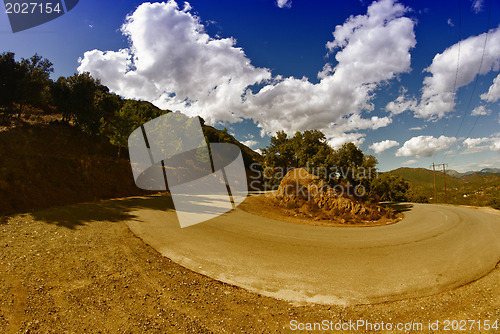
[275,168,394,224]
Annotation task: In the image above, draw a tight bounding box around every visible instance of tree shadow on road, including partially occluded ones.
[31,195,175,229]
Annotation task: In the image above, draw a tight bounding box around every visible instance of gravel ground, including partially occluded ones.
[0,200,499,333]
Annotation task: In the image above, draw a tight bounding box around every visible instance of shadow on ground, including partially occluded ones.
[30,195,175,229]
[379,202,414,214]
[0,216,9,225]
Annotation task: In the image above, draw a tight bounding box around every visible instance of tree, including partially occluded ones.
[262,130,336,186]
[263,131,296,186]
[68,73,102,134]
[0,52,20,117]
[17,54,54,115]
[51,72,116,135]
[369,174,410,202]
[331,143,364,184]
[50,76,72,121]
[292,130,328,165]
[0,52,53,118]
[104,100,166,150]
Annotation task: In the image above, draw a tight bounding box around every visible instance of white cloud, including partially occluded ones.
[463,137,491,153]
[369,139,399,154]
[241,140,258,148]
[78,1,271,125]
[328,133,366,150]
[78,0,415,144]
[415,26,500,120]
[447,18,454,27]
[409,126,425,131]
[276,0,291,8]
[471,105,490,116]
[325,0,415,84]
[254,148,264,155]
[396,135,457,157]
[403,159,418,165]
[463,136,500,153]
[453,154,500,172]
[491,138,500,152]
[247,0,414,137]
[386,88,417,115]
[471,0,484,13]
[481,73,500,103]
[182,1,191,11]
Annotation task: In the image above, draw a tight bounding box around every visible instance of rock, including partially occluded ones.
[275,168,389,222]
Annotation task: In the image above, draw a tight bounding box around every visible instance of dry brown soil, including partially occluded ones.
[239,193,402,227]
[0,196,499,333]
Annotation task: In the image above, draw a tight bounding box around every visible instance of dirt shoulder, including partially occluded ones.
[0,198,499,333]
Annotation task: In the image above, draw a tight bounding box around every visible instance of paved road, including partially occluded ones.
[126,198,500,305]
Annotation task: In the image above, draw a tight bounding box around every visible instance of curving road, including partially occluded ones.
[126,197,500,305]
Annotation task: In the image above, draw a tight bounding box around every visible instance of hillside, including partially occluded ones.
[0,120,261,216]
[387,167,500,209]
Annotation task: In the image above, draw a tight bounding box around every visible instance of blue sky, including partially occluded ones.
[1,0,499,172]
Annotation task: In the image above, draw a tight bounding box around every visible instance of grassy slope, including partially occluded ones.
[387,167,500,207]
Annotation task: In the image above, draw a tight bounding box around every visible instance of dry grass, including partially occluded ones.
[239,194,402,227]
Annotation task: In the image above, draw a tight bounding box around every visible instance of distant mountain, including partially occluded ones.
[385,167,500,209]
[447,168,500,178]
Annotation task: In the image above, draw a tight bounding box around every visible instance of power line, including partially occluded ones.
[432,0,462,163]
[430,163,448,203]
[441,0,492,164]
[431,163,438,203]
[438,0,462,139]
[446,76,497,166]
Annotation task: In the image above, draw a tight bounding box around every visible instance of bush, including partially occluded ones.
[487,197,500,210]
[369,174,410,202]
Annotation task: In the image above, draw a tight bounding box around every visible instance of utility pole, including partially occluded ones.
[431,163,437,203]
[437,163,448,204]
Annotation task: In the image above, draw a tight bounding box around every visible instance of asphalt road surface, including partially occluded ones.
[126,197,500,305]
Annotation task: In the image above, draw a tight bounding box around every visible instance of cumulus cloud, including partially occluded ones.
[463,136,500,153]
[396,135,457,157]
[403,159,418,165]
[78,1,271,124]
[481,73,500,103]
[241,140,258,148]
[327,132,366,150]
[386,87,417,115]
[471,0,484,13]
[78,0,415,143]
[276,0,291,8]
[463,137,491,153]
[246,0,414,136]
[369,140,399,154]
[471,105,490,116]
[492,138,500,152]
[415,26,500,120]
